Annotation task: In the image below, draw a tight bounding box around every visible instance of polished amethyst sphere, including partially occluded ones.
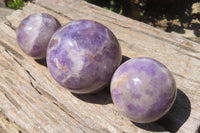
[111,57,176,123]
[17,13,61,59]
[47,20,122,94]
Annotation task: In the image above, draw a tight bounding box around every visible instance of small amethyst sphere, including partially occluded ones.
[111,57,176,123]
[17,13,61,59]
[47,20,122,94]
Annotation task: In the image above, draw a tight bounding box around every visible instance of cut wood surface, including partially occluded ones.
[0,0,200,132]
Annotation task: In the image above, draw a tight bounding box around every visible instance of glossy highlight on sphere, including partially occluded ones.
[17,13,61,59]
[111,57,177,123]
[47,20,122,94]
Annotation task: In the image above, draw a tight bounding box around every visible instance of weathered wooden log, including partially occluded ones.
[0,0,199,132]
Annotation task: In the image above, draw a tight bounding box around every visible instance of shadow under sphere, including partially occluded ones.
[134,89,191,132]
[35,58,47,67]
[72,87,113,105]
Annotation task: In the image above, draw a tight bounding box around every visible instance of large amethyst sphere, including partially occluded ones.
[111,57,176,123]
[47,20,122,94]
[17,13,61,59]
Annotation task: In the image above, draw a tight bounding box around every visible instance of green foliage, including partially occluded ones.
[140,10,145,17]
[8,0,24,10]
[103,0,123,15]
[110,0,115,6]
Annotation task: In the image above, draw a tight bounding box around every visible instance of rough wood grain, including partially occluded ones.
[0,0,199,132]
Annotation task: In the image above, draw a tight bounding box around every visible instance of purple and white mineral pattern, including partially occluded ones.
[17,13,61,59]
[47,20,122,94]
[111,57,177,123]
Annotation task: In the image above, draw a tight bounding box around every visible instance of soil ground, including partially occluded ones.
[87,0,200,43]
[138,0,200,43]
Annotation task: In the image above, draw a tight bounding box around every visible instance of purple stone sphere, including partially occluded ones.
[47,20,122,94]
[17,13,61,59]
[111,57,177,123]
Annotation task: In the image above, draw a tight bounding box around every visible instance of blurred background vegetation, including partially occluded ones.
[85,0,200,42]
[85,0,143,19]
[3,0,33,10]
[7,0,24,9]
